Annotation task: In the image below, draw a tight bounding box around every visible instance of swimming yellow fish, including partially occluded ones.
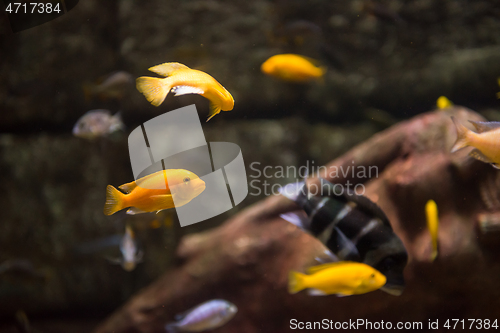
[261,54,326,83]
[425,200,439,261]
[104,169,206,215]
[136,62,234,121]
[437,96,453,109]
[451,116,500,168]
[288,261,386,296]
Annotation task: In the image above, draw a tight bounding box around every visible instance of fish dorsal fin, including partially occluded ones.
[318,178,391,227]
[306,261,357,274]
[468,120,500,133]
[343,189,392,228]
[148,62,190,77]
[469,149,493,163]
[119,181,137,194]
[172,85,204,96]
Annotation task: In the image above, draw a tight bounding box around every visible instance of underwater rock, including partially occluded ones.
[93,107,500,333]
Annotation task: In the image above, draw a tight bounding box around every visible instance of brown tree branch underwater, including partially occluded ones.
[93,106,500,333]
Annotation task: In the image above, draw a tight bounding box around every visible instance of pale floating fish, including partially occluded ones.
[280,178,408,296]
[166,299,237,333]
[104,169,206,216]
[72,109,124,140]
[450,116,500,169]
[0,259,45,280]
[106,224,143,272]
[289,261,386,296]
[83,71,133,101]
[136,62,234,121]
[425,200,439,261]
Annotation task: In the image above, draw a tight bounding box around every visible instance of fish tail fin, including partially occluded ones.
[136,77,170,107]
[450,116,472,153]
[206,103,221,122]
[104,185,126,216]
[288,271,307,294]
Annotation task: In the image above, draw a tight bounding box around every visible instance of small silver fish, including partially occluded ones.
[84,71,134,101]
[166,299,237,333]
[72,109,124,140]
[107,225,143,272]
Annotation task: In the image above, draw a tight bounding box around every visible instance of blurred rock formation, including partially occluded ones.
[93,107,500,333]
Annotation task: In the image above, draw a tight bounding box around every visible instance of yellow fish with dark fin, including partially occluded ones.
[437,96,453,109]
[288,261,386,296]
[136,62,234,121]
[451,116,500,168]
[261,54,326,83]
[104,169,206,215]
[425,200,439,261]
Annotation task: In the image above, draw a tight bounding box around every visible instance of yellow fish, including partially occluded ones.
[104,169,206,215]
[136,62,234,121]
[288,261,386,296]
[437,96,453,109]
[451,116,500,168]
[261,54,326,83]
[425,200,439,261]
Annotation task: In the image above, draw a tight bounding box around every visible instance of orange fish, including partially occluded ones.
[136,62,234,121]
[451,117,500,169]
[104,169,206,215]
[261,54,326,83]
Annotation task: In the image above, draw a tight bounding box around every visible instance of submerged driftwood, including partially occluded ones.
[94,107,500,333]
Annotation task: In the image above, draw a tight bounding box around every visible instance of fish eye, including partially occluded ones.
[370,273,375,278]
[183,177,190,183]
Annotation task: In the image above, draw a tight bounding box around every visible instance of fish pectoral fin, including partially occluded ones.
[379,285,404,296]
[104,256,122,265]
[206,103,221,122]
[314,249,339,264]
[280,211,309,230]
[135,250,144,263]
[468,149,493,163]
[307,289,328,296]
[171,85,204,96]
[468,120,500,133]
[126,207,148,215]
[148,62,190,77]
[119,181,137,194]
[306,261,358,274]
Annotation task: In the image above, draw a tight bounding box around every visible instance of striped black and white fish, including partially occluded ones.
[280,179,408,296]
[166,299,237,333]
